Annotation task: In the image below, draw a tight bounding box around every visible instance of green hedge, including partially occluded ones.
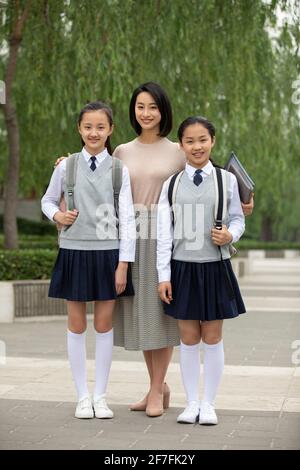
[236,240,300,250]
[0,249,57,280]
[0,215,56,236]
[1,236,299,252]
[0,239,299,280]
[0,235,58,250]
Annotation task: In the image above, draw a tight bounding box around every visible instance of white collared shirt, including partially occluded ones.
[41,147,136,262]
[156,160,245,282]
[82,146,109,167]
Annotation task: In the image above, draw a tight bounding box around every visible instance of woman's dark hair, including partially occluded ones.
[129,82,172,137]
[78,101,113,154]
[177,116,222,167]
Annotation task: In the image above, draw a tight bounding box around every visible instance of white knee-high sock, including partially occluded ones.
[180,341,200,404]
[94,328,113,400]
[202,340,224,405]
[67,329,89,401]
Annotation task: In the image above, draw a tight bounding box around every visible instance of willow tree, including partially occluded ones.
[0,0,31,249]
[1,0,298,248]
[0,0,138,248]
[113,0,299,240]
[0,0,71,248]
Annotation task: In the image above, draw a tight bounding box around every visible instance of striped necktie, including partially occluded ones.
[90,156,96,171]
[193,169,203,186]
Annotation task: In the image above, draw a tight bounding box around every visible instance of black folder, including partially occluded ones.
[224,152,255,204]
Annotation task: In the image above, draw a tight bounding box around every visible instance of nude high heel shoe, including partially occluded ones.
[129,393,149,411]
[130,383,170,412]
[145,383,171,417]
[145,392,164,417]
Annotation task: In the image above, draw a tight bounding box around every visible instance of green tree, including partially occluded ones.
[1,0,299,247]
[0,0,31,249]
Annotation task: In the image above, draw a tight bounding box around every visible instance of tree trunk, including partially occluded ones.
[1,0,31,249]
[260,215,273,241]
[3,102,20,249]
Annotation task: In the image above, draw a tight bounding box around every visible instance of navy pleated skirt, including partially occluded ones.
[163,259,246,321]
[49,248,134,302]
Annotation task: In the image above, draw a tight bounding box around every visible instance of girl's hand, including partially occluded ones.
[158,282,173,304]
[53,209,78,226]
[211,225,233,246]
[115,262,128,295]
[241,193,254,216]
[54,153,70,168]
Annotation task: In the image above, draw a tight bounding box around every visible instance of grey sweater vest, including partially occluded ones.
[172,171,231,263]
[59,155,119,250]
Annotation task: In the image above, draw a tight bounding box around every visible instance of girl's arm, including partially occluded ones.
[227,173,246,242]
[41,159,78,226]
[118,165,136,262]
[41,160,66,221]
[156,178,174,283]
[115,164,136,294]
[157,178,174,304]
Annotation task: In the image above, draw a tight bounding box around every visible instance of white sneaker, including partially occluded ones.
[75,397,94,419]
[177,401,200,424]
[199,401,218,425]
[93,395,114,419]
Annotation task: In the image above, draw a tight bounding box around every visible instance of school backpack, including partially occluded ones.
[167,166,236,298]
[57,153,123,235]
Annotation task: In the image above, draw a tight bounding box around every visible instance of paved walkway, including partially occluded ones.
[0,258,300,450]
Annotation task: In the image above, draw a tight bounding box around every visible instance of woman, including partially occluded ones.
[112,82,185,417]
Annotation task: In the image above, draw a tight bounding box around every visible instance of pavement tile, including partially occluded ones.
[236,417,279,431]
[1,267,300,451]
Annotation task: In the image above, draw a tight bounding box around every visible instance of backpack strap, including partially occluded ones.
[212,167,236,299]
[65,153,80,211]
[168,171,184,226]
[212,166,237,255]
[212,167,227,229]
[112,157,123,233]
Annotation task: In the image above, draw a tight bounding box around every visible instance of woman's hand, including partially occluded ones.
[241,193,254,216]
[53,209,78,226]
[115,262,128,295]
[54,153,70,168]
[158,282,173,304]
[211,225,233,246]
